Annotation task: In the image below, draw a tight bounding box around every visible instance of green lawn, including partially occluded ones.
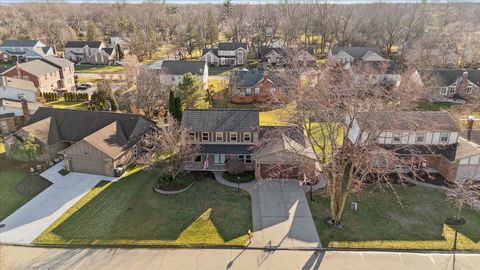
[74,65,125,74]
[208,79,228,93]
[0,62,14,70]
[417,101,456,111]
[209,67,234,77]
[0,170,30,220]
[0,142,5,155]
[141,44,175,65]
[34,168,252,246]
[310,185,480,250]
[44,97,89,110]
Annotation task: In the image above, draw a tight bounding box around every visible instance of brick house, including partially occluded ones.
[40,56,76,91]
[228,69,286,104]
[1,60,61,94]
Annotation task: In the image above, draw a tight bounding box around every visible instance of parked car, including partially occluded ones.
[76,83,93,90]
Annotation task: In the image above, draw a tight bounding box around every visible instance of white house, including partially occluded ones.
[149,60,209,89]
[200,43,248,67]
[64,41,118,65]
[329,47,386,64]
[0,40,54,62]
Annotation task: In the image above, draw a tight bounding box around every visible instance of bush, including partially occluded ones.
[58,168,70,176]
[223,171,255,183]
[154,170,195,191]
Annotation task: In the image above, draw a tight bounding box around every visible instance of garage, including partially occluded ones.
[260,164,299,179]
[70,157,106,175]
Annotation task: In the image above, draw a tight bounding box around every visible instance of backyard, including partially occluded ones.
[44,97,89,110]
[310,185,480,250]
[74,65,125,74]
[34,169,252,246]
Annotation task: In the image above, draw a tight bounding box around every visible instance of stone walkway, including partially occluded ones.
[213,173,322,249]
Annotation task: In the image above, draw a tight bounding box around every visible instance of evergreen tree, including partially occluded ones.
[175,72,204,109]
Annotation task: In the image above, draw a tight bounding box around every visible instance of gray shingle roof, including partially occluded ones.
[102,47,115,55]
[356,111,460,132]
[218,42,248,51]
[202,48,218,56]
[65,41,103,48]
[1,40,41,47]
[23,107,154,146]
[40,56,73,68]
[234,69,284,88]
[418,69,480,87]
[181,109,259,132]
[331,47,381,58]
[160,60,207,76]
[3,60,58,76]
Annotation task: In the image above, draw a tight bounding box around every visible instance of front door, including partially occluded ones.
[214,154,225,164]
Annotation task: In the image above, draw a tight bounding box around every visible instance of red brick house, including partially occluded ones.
[1,60,62,94]
[229,69,286,104]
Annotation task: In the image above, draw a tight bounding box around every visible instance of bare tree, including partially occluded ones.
[446,178,480,223]
[133,68,171,119]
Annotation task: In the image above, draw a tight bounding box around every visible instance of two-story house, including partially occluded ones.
[345,60,401,88]
[0,40,54,62]
[348,111,461,181]
[200,42,248,67]
[1,60,61,94]
[328,47,386,64]
[40,56,76,91]
[0,76,41,135]
[64,41,118,65]
[229,69,286,104]
[415,69,480,102]
[150,60,209,89]
[181,109,318,180]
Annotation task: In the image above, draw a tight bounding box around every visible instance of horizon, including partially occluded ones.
[2,0,480,4]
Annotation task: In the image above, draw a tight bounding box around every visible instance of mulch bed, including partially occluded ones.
[15,175,52,197]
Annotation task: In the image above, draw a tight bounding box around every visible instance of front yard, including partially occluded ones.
[34,169,252,246]
[310,185,480,250]
[44,97,89,110]
[74,65,125,74]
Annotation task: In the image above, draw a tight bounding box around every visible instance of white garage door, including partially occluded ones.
[71,158,106,175]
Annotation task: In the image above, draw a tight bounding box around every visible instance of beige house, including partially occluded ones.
[64,41,118,65]
[5,108,154,176]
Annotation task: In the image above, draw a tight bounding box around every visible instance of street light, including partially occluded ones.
[237,176,240,191]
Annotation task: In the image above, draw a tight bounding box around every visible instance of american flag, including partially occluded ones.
[203,155,209,170]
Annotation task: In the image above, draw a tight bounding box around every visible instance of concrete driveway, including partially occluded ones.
[251,180,321,249]
[0,162,116,244]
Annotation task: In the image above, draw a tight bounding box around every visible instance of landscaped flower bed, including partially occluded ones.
[154,170,195,191]
[222,171,255,183]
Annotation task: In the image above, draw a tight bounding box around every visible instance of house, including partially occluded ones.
[150,60,208,89]
[0,76,41,134]
[0,40,54,62]
[1,60,62,93]
[200,42,248,67]
[454,137,480,181]
[348,111,461,181]
[260,47,316,67]
[345,60,401,87]
[40,56,76,91]
[229,69,286,104]
[64,41,118,65]
[296,49,317,67]
[415,69,480,102]
[181,109,318,180]
[110,36,129,56]
[328,47,386,64]
[260,47,285,65]
[5,108,154,176]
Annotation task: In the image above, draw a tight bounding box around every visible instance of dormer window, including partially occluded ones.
[188,132,195,141]
[392,132,401,144]
[440,132,449,143]
[448,86,456,94]
[440,87,448,95]
[243,132,252,142]
[202,132,209,141]
[416,132,425,143]
[215,132,224,142]
[230,132,237,142]
[467,85,473,94]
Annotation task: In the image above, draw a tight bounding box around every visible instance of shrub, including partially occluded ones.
[58,168,70,176]
[223,171,255,183]
[154,170,195,191]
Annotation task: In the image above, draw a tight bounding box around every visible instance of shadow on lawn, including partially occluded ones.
[49,169,251,245]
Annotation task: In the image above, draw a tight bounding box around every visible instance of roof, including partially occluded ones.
[21,107,154,147]
[461,130,480,145]
[181,109,259,132]
[20,117,54,145]
[347,60,397,74]
[331,47,382,59]
[41,47,52,54]
[159,60,207,76]
[65,41,103,48]
[356,111,461,132]
[0,99,41,111]
[254,126,316,159]
[202,48,219,57]
[260,47,285,57]
[418,69,480,87]
[101,47,115,55]
[234,69,285,88]
[455,137,480,161]
[218,42,248,51]
[200,144,253,154]
[0,76,36,92]
[40,55,73,68]
[0,113,15,119]
[3,60,58,76]
[81,121,130,159]
[0,40,41,48]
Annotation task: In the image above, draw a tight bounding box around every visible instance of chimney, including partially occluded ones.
[20,97,30,122]
[466,115,474,141]
[15,62,21,78]
[459,71,469,95]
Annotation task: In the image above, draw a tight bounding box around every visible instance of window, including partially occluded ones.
[440,87,448,95]
[230,132,237,142]
[243,132,252,142]
[188,132,196,141]
[17,94,25,100]
[215,132,224,142]
[440,132,449,143]
[44,74,47,80]
[202,132,209,141]
[194,155,202,162]
[416,132,425,143]
[22,76,29,81]
[245,88,252,96]
[239,154,252,164]
[133,145,138,159]
[255,87,260,95]
[467,85,473,94]
[13,76,19,79]
[448,86,456,94]
[392,132,401,144]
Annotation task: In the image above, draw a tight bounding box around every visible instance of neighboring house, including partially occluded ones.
[348,111,461,181]
[414,69,480,102]
[151,60,208,89]
[200,42,248,67]
[0,76,41,134]
[260,47,316,67]
[110,36,128,56]
[345,60,401,87]
[64,41,119,65]
[229,69,286,104]
[40,56,76,91]
[181,109,318,180]
[5,108,154,176]
[260,47,285,65]
[0,40,54,62]
[1,60,61,93]
[328,47,386,64]
[296,49,317,67]
[454,137,480,181]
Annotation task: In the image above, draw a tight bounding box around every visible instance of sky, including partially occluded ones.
[2,0,480,4]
